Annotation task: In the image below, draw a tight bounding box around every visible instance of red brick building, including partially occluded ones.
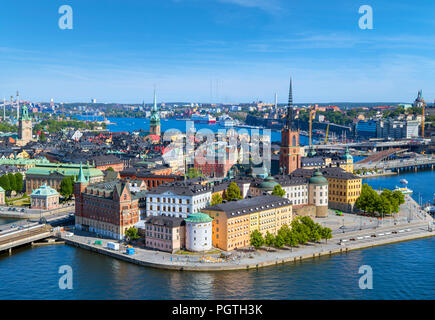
[74,164,141,240]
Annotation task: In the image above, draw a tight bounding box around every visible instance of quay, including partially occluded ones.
[58,220,434,272]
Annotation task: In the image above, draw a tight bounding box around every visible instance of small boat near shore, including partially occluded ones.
[393,186,413,195]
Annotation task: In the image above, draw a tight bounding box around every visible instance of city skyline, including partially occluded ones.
[0,0,434,103]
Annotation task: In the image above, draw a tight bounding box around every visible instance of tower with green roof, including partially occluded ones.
[341,147,354,173]
[74,163,89,217]
[18,104,32,145]
[150,89,161,137]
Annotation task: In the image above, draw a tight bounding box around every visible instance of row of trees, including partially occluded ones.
[0,173,24,193]
[355,183,405,216]
[250,216,332,250]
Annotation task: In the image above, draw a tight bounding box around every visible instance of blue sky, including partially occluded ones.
[0,0,434,103]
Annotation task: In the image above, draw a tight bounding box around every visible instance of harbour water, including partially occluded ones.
[1,117,433,299]
[74,116,310,144]
[0,237,433,299]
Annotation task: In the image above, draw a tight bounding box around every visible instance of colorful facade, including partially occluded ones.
[203,195,293,251]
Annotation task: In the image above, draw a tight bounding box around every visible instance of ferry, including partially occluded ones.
[191,114,216,124]
[393,186,413,195]
[218,115,235,127]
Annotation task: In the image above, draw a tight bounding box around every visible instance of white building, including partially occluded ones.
[146,182,212,219]
[185,212,213,252]
[308,171,329,217]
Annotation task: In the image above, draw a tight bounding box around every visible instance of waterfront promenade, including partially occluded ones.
[59,219,434,272]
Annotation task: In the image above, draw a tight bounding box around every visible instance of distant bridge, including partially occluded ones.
[314,140,429,152]
[355,156,435,172]
[0,224,53,255]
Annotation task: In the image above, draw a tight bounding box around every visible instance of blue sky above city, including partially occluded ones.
[0,0,434,103]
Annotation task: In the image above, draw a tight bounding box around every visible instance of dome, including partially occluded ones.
[185,212,213,223]
[342,147,353,161]
[309,170,328,185]
[259,176,279,191]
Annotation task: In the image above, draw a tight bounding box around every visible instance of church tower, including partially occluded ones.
[74,163,89,224]
[150,89,161,137]
[280,77,302,174]
[17,104,33,146]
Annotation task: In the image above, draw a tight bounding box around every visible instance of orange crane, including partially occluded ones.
[308,109,316,147]
[324,124,329,144]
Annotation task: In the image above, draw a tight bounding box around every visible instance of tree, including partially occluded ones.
[0,174,10,192]
[291,218,309,245]
[60,177,74,199]
[106,167,114,172]
[125,227,139,241]
[7,173,16,193]
[39,131,46,142]
[264,231,275,248]
[271,184,286,197]
[355,183,381,214]
[226,182,243,201]
[14,173,23,193]
[250,230,264,249]
[273,232,285,248]
[320,227,332,243]
[187,168,202,179]
[211,193,223,206]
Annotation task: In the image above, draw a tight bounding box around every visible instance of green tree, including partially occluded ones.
[125,227,140,241]
[250,230,264,249]
[39,131,46,142]
[226,182,243,201]
[355,183,381,214]
[273,232,285,248]
[60,176,74,199]
[7,173,16,193]
[271,184,286,197]
[264,231,275,248]
[14,172,23,193]
[106,167,114,172]
[211,193,223,205]
[0,174,10,192]
[291,218,310,245]
[187,168,202,179]
[320,227,332,244]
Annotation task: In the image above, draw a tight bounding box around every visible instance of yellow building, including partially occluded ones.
[293,167,361,213]
[202,195,293,251]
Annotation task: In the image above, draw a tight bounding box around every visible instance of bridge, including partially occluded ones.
[314,140,429,152]
[355,156,435,172]
[356,148,406,165]
[0,224,54,255]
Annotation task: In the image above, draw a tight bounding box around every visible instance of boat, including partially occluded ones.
[218,115,235,127]
[191,114,216,124]
[393,186,413,195]
[400,179,408,185]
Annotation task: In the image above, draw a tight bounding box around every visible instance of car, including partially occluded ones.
[371,234,376,237]
[349,238,356,241]
[392,230,398,234]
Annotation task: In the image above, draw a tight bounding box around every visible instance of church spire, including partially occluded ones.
[285,76,296,129]
[77,162,88,183]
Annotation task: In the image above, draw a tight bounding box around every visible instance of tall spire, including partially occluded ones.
[285,76,296,129]
[153,88,157,112]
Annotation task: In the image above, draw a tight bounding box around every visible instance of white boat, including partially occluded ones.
[393,186,413,195]
[218,115,235,127]
[400,179,408,185]
[191,114,216,124]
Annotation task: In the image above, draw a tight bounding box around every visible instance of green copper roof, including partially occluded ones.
[26,163,103,178]
[309,170,328,185]
[31,184,59,196]
[77,162,88,183]
[150,89,160,123]
[259,175,279,191]
[20,105,31,120]
[342,147,353,160]
[185,212,213,223]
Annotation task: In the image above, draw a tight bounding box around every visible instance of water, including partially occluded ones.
[0,237,433,300]
[73,116,310,144]
[364,169,435,205]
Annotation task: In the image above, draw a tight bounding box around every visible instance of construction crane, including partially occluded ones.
[324,124,329,144]
[308,109,316,147]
